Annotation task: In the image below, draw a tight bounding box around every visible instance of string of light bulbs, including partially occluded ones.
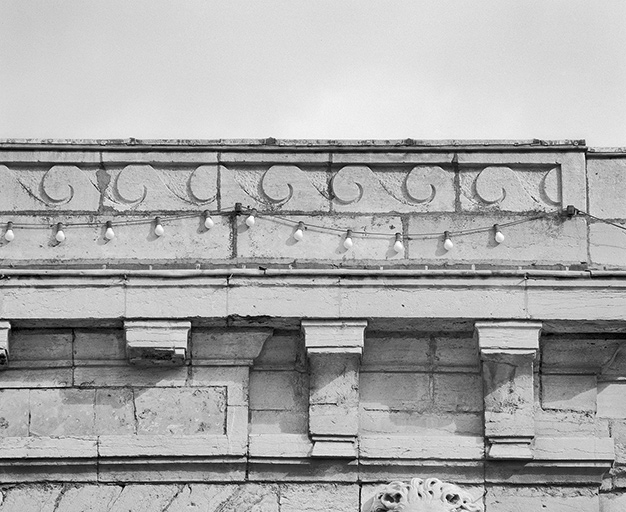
[0,203,594,253]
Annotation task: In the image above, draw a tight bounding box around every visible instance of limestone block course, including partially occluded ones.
[94,388,136,435]
[74,330,126,363]
[249,371,308,411]
[9,330,72,366]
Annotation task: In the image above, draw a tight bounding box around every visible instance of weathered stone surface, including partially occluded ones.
[0,483,63,511]
[250,410,308,435]
[0,368,71,388]
[485,485,599,512]
[535,410,609,438]
[407,215,586,265]
[541,335,622,374]
[134,387,226,435]
[360,372,431,411]
[10,330,72,364]
[29,389,95,437]
[95,388,136,435]
[253,331,302,370]
[588,157,626,218]
[74,366,187,388]
[542,375,597,412]
[249,371,308,411]
[54,485,122,512]
[191,328,272,364]
[362,334,430,370]
[434,335,480,371]
[590,223,626,269]
[280,483,359,512]
[433,373,483,413]
[0,389,29,436]
[359,410,482,436]
[598,382,626,418]
[237,215,404,261]
[601,492,626,512]
[103,484,180,511]
[74,330,126,362]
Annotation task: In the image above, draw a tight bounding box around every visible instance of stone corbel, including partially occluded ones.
[301,319,367,458]
[475,321,542,460]
[124,320,191,366]
[0,322,10,368]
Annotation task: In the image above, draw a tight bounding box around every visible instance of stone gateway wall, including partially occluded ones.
[0,139,626,511]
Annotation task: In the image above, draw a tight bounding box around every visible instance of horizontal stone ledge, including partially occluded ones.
[98,434,246,457]
[359,435,484,460]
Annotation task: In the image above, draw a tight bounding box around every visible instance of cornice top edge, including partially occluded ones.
[0,138,589,151]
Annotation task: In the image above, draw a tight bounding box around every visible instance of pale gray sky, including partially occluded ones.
[1,0,625,145]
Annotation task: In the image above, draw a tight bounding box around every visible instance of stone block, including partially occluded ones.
[433,373,483,413]
[253,331,302,369]
[236,214,404,261]
[190,366,249,406]
[588,157,626,218]
[590,223,626,269]
[407,214,586,266]
[95,388,136,435]
[359,410,483,436]
[74,366,187,388]
[249,371,308,411]
[0,483,63,512]
[541,335,621,374]
[598,382,626,418]
[0,368,71,388]
[250,410,308,435]
[29,389,95,437]
[53,484,123,512]
[280,483,359,512]
[191,328,272,365]
[309,404,358,436]
[360,373,431,411]
[601,492,626,512]
[100,484,180,512]
[485,485,599,512]
[74,330,126,362]
[535,410,609,438]
[362,334,430,370]
[125,320,190,366]
[134,387,226,435]
[309,355,359,406]
[0,389,29,436]
[609,420,626,464]
[434,335,480,371]
[9,330,72,364]
[542,375,597,412]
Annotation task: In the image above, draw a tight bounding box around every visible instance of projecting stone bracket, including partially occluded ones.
[124,320,191,366]
[475,321,542,460]
[0,322,10,368]
[302,319,367,458]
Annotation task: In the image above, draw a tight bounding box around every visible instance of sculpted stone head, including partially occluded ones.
[362,478,483,512]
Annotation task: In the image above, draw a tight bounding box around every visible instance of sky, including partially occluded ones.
[1,0,625,146]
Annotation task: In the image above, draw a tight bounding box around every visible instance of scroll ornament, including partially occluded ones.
[363,478,483,512]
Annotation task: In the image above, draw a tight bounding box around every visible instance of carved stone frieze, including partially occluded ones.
[363,478,483,512]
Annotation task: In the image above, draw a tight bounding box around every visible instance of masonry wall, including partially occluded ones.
[1,140,626,511]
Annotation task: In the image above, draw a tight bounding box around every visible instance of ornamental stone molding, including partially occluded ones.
[474,321,542,460]
[301,319,367,457]
[124,320,191,366]
[362,478,483,512]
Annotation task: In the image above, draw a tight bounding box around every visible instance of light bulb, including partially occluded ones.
[203,211,215,229]
[393,233,404,253]
[293,222,305,241]
[4,222,14,242]
[105,221,115,240]
[154,217,164,237]
[443,231,453,251]
[245,209,257,228]
[343,229,354,249]
[494,224,505,244]
[55,223,66,243]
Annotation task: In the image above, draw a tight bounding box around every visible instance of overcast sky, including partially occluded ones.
[1,1,625,146]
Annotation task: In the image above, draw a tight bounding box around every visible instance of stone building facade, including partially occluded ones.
[0,139,625,510]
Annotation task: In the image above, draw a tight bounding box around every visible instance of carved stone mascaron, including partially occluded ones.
[363,478,483,512]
